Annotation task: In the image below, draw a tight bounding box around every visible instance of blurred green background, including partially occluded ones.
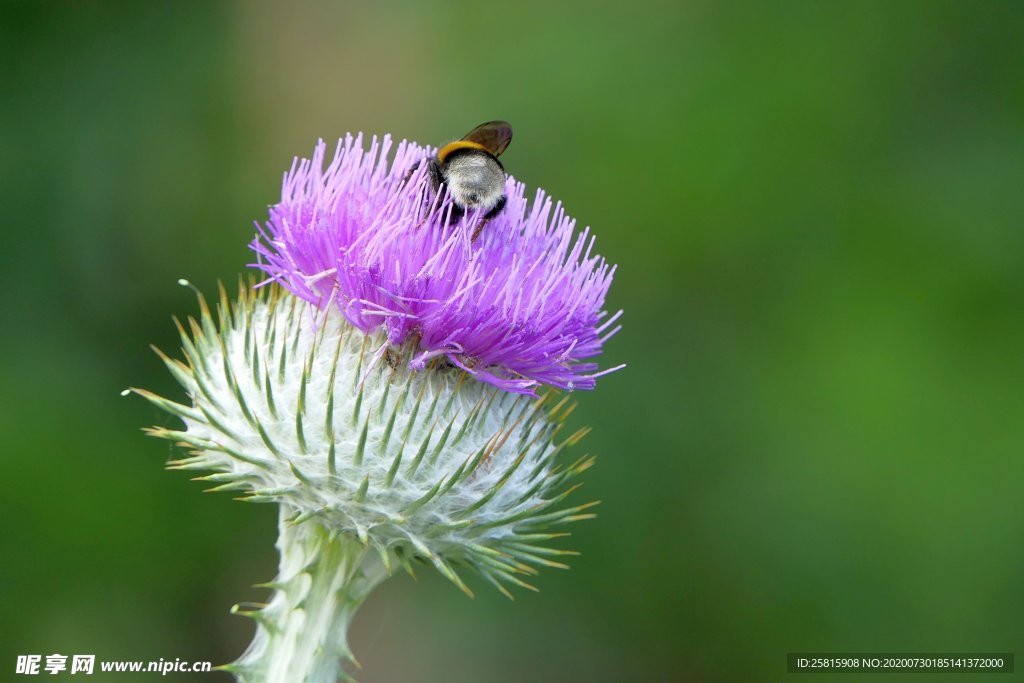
[2,1,1023,681]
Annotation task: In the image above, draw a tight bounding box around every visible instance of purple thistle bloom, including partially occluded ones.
[250,133,622,394]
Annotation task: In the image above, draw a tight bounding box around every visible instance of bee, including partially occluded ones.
[412,121,513,241]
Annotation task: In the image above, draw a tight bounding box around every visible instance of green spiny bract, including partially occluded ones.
[136,280,595,597]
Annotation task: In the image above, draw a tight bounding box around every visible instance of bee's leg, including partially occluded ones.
[410,159,445,230]
[447,203,465,226]
[422,159,453,227]
[401,159,421,185]
[471,195,507,242]
[403,158,445,192]
[426,159,443,193]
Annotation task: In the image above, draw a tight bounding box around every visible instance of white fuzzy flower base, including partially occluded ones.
[137,282,595,681]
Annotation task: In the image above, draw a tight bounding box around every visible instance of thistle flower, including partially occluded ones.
[250,134,622,394]
[135,132,621,683]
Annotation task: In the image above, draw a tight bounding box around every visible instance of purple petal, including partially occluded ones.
[250,134,622,394]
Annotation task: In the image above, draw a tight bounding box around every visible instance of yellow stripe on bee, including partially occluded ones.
[437,140,488,164]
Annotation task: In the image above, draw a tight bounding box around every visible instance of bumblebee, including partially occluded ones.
[416,121,513,240]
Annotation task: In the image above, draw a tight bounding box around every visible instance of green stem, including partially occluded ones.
[228,507,388,683]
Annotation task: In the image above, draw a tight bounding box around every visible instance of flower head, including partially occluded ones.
[250,134,622,394]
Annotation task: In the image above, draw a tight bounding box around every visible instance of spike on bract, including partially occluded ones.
[142,282,594,596]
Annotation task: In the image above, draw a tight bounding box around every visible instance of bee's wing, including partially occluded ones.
[461,121,513,157]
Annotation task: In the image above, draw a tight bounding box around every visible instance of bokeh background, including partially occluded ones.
[2,1,1023,681]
